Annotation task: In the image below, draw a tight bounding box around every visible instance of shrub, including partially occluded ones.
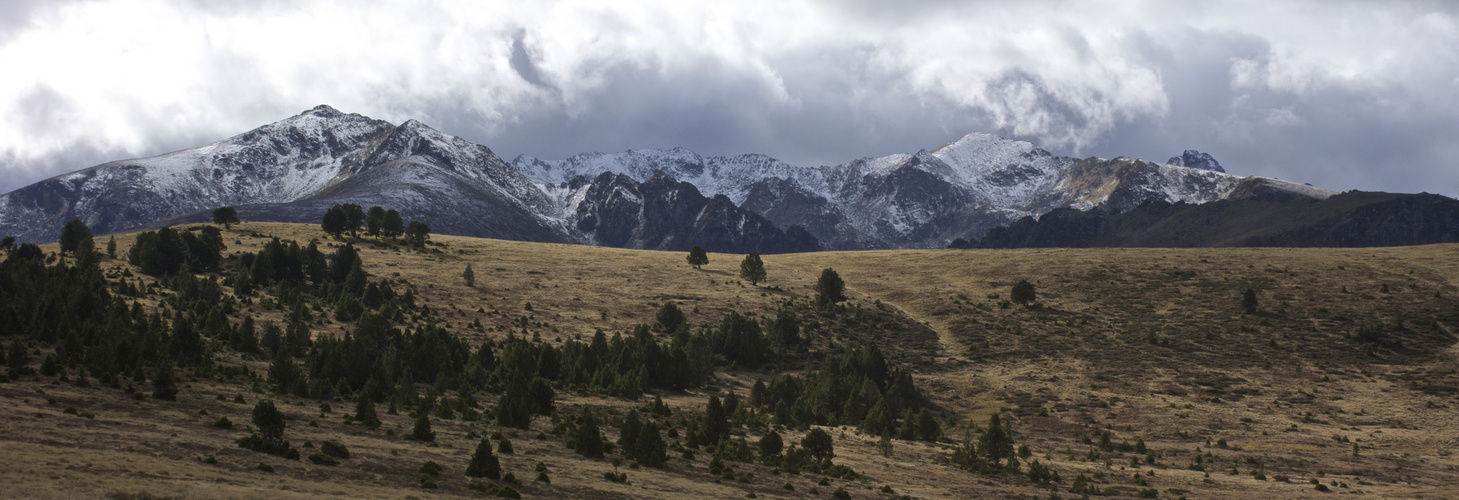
[308,453,339,466]
[256,462,274,473]
[832,487,851,499]
[419,460,442,476]
[321,441,350,459]
[213,416,233,429]
[1011,279,1036,305]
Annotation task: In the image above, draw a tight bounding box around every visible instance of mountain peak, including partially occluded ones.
[302,104,343,118]
[1167,150,1225,173]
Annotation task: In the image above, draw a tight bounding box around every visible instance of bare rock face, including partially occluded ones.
[1167,150,1225,173]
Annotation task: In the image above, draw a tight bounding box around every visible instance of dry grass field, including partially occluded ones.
[3,222,1458,499]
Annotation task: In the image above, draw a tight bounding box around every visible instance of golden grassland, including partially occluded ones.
[4,222,1459,499]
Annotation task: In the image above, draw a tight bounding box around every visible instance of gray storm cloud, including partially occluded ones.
[0,0,1455,197]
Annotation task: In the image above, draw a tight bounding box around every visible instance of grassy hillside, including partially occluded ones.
[3,222,1458,499]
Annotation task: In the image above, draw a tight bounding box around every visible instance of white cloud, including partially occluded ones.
[0,0,1455,197]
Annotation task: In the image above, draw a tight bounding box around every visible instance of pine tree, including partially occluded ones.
[411,411,436,441]
[801,428,835,465]
[341,203,365,237]
[59,219,92,255]
[321,205,349,236]
[978,413,1015,466]
[151,361,178,401]
[618,411,643,458]
[462,263,475,287]
[570,407,605,459]
[212,206,240,229]
[687,245,709,269]
[860,399,893,437]
[739,252,766,286]
[365,206,387,237]
[106,236,117,258]
[405,221,431,247]
[252,400,287,444]
[267,352,303,395]
[814,268,846,310]
[701,395,730,446]
[654,302,686,333]
[1241,287,1259,314]
[1011,279,1036,306]
[913,408,941,442]
[758,430,784,457]
[635,421,668,468]
[355,396,381,429]
[383,210,405,238]
[465,438,502,479]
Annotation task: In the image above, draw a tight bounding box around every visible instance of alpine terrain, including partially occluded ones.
[3,105,1455,250]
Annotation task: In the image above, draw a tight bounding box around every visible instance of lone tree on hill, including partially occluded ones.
[463,263,475,287]
[405,221,431,247]
[59,219,92,254]
[740,252,766,286]
[687,245,709,269]
[213,206,240,229]
[1011,279,1036,306]
[815,268,847,310]
[1241,287,1259,314]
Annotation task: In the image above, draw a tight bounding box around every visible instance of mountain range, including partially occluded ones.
[2,105,1455,251]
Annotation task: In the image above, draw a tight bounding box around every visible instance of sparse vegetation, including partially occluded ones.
[1,221,1456,499]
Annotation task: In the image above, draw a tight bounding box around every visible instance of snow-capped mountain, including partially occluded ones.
[0,106,814,253]
[5,105,1388,252]
[513,133,1331,248]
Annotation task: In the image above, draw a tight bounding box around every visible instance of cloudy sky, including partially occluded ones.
[1,0,1457,197]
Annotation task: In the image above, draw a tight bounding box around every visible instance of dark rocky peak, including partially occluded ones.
[1167,150,1225,173]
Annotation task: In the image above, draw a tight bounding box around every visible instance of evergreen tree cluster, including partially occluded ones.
[128,226,226,275]
[951,413,1024,474]
[745,345,937,440]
